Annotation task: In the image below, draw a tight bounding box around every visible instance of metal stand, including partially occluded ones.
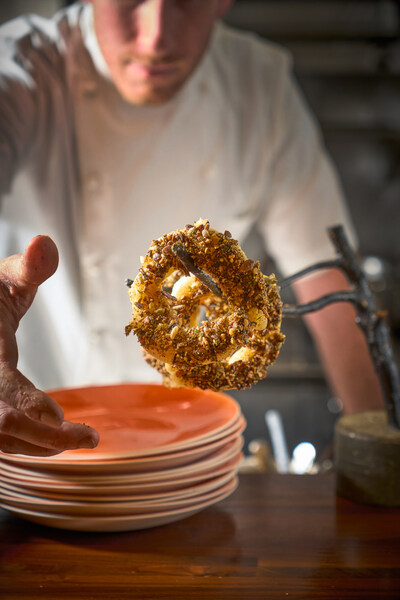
[282,225,400,430]
[282,225,400,506]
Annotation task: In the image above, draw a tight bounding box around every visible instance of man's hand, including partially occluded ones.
[0,236,99,456]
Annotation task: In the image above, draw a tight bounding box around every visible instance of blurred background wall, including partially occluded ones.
[2,0,399,464]
[0,0,62,22]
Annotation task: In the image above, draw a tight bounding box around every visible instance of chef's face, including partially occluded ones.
[90,0,233,105]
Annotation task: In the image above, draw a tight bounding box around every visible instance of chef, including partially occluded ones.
[0,0,383,455]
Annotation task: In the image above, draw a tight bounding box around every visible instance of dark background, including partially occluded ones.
[223,0,400,462]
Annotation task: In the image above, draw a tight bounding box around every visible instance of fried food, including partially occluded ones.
[125,218,284,391]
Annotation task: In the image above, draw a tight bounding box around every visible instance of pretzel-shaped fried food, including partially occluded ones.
[141,294,283,391]
[125,219,284,390]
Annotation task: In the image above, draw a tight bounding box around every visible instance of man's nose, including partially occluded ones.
[134,0,175,55]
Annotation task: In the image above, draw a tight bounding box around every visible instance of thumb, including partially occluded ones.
[0,236,58,369]
[21,235,59,286]
[0,235,59,326]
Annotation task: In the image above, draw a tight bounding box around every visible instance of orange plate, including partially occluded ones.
[43,383,240,460]
[0,477,239,532]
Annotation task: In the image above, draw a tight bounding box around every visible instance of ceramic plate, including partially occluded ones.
[0,477,238,532]
[0,417,245,473]
[0,384,241,463]
[1,472,238,517]
[0,451,242,502]
[0,436,243,490]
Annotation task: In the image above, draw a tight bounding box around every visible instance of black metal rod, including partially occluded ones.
[282,290,359,316]
[328,225,400,429]
[280,259,342,289]
[283,224,400,429]
[171,243,222,297]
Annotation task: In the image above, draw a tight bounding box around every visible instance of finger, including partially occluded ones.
[0,237,59,344]
[0,434,64,457]
[22,235,59,286]
[0,235,58,292]
[0,404,99,453]
[0,367,64,427]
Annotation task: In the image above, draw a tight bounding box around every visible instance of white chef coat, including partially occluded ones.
[0,2,357,390]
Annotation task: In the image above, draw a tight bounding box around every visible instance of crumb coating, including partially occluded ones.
[126,218,285,390]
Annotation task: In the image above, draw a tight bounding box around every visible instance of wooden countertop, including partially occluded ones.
[1,474,399,599]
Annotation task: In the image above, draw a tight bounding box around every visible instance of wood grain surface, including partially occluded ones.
[1,474,399,599]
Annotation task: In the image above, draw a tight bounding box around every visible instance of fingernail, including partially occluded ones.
[39,411,63,427]
[78,436,98,449]
[27,408,62,427]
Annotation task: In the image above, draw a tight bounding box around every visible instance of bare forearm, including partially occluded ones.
[293,269,384,413]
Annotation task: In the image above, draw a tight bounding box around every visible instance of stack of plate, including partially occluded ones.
[0,384,245,532]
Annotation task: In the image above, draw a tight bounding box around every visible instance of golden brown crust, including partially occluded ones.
[126,218,284,390]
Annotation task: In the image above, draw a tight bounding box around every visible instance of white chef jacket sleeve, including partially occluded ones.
[258,52,358,277]
[0,15,64,200]
[0,21,40,197]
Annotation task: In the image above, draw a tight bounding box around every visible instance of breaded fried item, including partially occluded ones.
[126,218,284,390]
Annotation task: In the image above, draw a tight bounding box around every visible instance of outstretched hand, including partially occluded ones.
[0,236,99,455]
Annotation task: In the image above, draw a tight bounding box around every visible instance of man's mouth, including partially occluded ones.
[122,58,182,79]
